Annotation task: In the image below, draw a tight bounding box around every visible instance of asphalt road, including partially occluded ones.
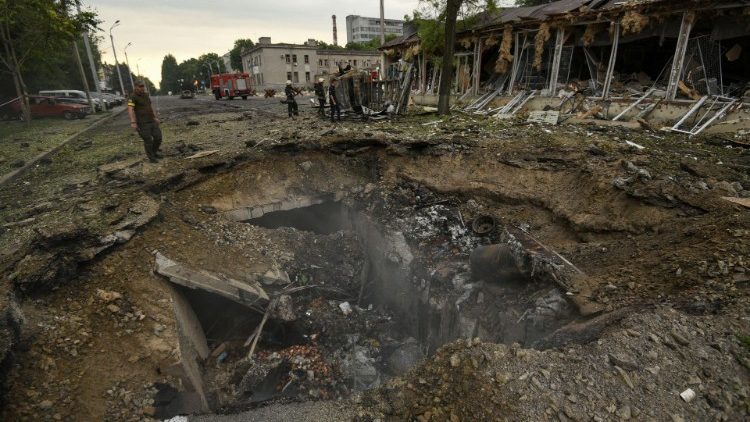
[151,93,307,123]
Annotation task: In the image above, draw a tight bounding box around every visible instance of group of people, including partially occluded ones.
[284,77,341,122]
[126,77,347,164]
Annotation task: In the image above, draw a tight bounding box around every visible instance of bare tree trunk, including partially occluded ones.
[437,0,462,115]
[0,21,31,121]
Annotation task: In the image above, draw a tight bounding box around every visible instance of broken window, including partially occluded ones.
[285,54,290,64]
[304,55,309,64]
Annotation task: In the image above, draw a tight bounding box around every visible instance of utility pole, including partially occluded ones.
[124,42,135,90]
[73,42,96,113]
[76,3,102,97]
[109,20,126,96]
[379,0,386,80]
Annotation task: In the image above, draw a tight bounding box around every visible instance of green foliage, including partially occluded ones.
[0,0,100,101]
[739,334,750,352]
[345,34,399,51]
[160,54,179,94]
[312,40,344,50]
[230,38,254,71]
[411,0,496,56]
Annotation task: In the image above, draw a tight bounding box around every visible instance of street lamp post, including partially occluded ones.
[109,20,126,96]
[201,63,213,77]
[124,42,136,91]
[136,58,142,79]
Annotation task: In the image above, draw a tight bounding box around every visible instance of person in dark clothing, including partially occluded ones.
[127,80,162,163]
[328,78,341,122]
[313,78,326,117]
[284,80,299,118]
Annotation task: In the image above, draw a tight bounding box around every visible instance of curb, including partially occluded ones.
[0,107,127,188]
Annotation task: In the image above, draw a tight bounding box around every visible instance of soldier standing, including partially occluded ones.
[313,78,326,117]
[284,80,299,118]
[128,80,162,163]
[328,78,341,123]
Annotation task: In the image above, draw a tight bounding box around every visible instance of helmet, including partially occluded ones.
[286,80,292,85]
[318,78,325,83]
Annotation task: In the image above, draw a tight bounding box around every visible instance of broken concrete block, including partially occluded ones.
[260,268,291,286]
[250,207,264,219]
[154,252,270,306]
[227,208,251,222]
[527,110,560,125]
[261,204,275,215]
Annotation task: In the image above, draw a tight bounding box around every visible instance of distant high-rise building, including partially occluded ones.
[345,15,404,45]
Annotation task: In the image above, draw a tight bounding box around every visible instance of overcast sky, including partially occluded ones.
[88,0,517,89]
[87,0,424,88]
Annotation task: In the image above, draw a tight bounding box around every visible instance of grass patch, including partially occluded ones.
[738,334,750,352]
[0,112,113,175]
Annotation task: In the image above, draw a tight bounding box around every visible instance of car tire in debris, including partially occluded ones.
[64,111,75,120]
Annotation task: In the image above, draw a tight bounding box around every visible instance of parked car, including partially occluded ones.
[180,90,195,99]
[103,92,126,106]
[86,92,113,110]
[6,96,89,120]
[39,89,103,111]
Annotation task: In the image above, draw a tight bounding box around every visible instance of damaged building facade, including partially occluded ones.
[382,0,750,134]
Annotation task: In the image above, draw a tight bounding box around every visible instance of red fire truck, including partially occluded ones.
[211,72,253,100]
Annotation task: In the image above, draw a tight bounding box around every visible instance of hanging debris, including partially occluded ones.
[621,10,650,35]
[533,23,551,71]
[494,25,514,74]
[582,23,603,47]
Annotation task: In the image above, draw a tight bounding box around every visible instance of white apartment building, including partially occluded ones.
[240,37,381,89]
[345,15,404,44]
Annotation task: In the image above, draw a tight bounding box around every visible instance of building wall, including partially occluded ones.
[241,42,380,89]
[346,15,404,44]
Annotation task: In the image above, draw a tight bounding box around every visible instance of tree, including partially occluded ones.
[0,0,97,121]
[160,54,179,94]
[414,0,498,115]
[230,38,254,71]
[437,0,462,114]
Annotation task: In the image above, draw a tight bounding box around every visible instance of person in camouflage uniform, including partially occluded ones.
[127,80,162,163]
